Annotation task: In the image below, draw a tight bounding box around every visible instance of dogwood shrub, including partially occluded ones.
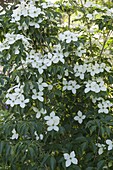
[0,0,113,169]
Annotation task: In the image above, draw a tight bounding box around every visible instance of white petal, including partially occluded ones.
[70,151,75,158]
[33,107,38,112]
[78,119,83,124]
[84,88,90,93]
[47,119,54,126]
[40,134,43,140]
[32,95,37,100]
[37,96,44,102]
[106,139,112,145]
[74,116,79,121]
[72,158,78,165]
[44,116,50,120]
[36,112,41,119]
[66,159,71,167]
[72,88,76,94]
[50,111,55,117]
[78,111,82,117]
[82,115,86,119]
[20,102,25,108]
[47,126,53,131]
[12,129,16,133]
[64,153,70,160]
[54,117,60,125]
[108,145,113,151]
[98,148,103,155]
[53,126,59,131]
[24,99,29,103]
[80,74,84,80]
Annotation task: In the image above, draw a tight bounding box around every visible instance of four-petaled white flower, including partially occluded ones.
[32,89,44,102]
[11,129,19,140]
[96,143,106,155]
[16,95,29,108]
[44,111,60,131]
[33,107,47,119]
[63,151,78,167]
[106,139,113,151]
[74,64,87,80]
[37,77,48,91]
[74,111,86,124]
[63,79,80,94]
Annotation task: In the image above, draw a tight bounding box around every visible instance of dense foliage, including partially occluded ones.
[0,0,113,169]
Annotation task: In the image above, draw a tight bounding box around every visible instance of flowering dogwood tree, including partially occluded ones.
[0,0,113,169]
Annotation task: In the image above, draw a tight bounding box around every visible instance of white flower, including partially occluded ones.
[106,139,113,150]
[32,89,44,102]
[34,131,43,140]
[96,143,106,155]
[37,77,48,91]
[6,94,16,107]
[74,111,86,124]
[44,111,60,131]
[84,1,93,7]
[33,107,47,119]
[63,151,78,167]
[68,80,80,94]
[52,44,65,64]
[86,13,93,19]
[63,79,80,94]
[43,53,53,66]
[84,78,106,93]
[16,95,29,108]
[74,64,87,80]
[11,129,19,140]
[63,79,69,91]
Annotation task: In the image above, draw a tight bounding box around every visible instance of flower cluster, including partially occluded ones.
[0,33,30,52]
[11,1,45,22]
[23,44,66,74]
[41,1,59,9]
[1,0,113,168]
[31,77,48,102]
[6,84,29,108]
[98,100,113,114]
[59,31,78,43]
[73,62,110,80]
[44,111,60,131]
[84,78,106,93]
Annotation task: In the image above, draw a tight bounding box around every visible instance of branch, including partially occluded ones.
[99,30,111,58]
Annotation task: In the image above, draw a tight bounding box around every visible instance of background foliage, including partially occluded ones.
[0,0,113,169]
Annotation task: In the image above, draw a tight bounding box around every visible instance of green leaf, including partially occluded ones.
[0,141,4,154]
[50,156,56,170]
[41,153,50,166]
[86,167,94,170]
[97,160,105,170]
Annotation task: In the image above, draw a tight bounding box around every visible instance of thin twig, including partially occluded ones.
[80,0,93,57]
[99,30,112,58]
